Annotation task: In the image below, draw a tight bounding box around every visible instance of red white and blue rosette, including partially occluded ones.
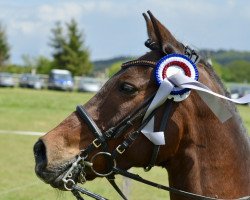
[154,53,199,101]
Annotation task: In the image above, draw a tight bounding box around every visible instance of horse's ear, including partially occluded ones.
[143,13,160,50]
[146,11,183,54]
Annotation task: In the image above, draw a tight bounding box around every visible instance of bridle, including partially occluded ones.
[61,46,250,200]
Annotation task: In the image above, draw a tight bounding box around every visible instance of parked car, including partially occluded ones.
[0,72,14,87]
[19,74,44,89]
[48,69,74,91]
[229,83,250,106]
[78,77,104,93]
[230,85,250,97]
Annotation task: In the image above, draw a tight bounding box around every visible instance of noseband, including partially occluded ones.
[62,47,250,200]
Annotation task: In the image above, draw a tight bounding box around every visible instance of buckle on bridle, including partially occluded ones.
[92,138,102,148]
[184,45,199,63]
[116,145,125,154]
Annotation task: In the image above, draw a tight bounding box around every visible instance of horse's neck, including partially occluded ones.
[167,104,250,199]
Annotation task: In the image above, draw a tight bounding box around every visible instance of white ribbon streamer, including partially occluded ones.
[143,79,174,121]
[141,117,166,145]
[141,72,250,145]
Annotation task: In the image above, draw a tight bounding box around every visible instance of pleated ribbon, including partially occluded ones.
[141,72,250,145]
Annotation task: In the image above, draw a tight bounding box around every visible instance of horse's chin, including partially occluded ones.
[35,158,96,190]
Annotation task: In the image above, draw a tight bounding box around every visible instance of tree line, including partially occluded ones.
[199,50,250,83]
[107,55,250,83]
[0,19,92,76]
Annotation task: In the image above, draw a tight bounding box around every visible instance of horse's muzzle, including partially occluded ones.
[33,140,60,185]
[33,140,82,189]
[33,140,55,182]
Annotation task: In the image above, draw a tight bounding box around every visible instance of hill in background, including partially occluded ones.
[199,49,250,65]
[93,56,133,72]
[93,50,250,72]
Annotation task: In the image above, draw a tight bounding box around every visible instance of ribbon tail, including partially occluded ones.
[169,72,250,122]
[141,117,165,145]
[196,91,232,123]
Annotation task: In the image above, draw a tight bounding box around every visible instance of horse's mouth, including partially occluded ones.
[35,158,80,190]
[35,155,99,191]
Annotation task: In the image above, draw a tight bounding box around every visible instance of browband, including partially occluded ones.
[121,60,156,69]
[121,45,200,70]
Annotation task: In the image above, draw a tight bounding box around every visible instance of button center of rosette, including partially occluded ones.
[154,53,199,102]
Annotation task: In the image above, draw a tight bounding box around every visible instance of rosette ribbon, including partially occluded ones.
[141,72,250,145]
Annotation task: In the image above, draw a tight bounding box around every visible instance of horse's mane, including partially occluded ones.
[199,58,230,96]
[198,55,249,137]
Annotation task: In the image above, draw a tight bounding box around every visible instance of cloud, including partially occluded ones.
[37,3,83,22]
[0,0,250,64]
[9,20,37,35]
[0,2,87,63]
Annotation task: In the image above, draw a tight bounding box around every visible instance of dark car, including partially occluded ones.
[19,74,44,89]
[0,72,15,87]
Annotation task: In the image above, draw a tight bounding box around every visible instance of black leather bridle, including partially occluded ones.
[61,47,250,200]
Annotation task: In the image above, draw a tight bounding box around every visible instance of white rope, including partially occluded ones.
[0,130,44,136]
[0,181,40,196]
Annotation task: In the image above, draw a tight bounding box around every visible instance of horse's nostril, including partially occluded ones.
[33,140,47,169]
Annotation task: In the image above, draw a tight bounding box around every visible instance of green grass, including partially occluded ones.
[0,88,249,200]
[0,133,168,200]
[238,106,250,130]
[0,88,93,132]
[0,88,169,200]
[0,88,249,132]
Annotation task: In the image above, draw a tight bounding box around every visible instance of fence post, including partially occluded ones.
[121,170,132,199]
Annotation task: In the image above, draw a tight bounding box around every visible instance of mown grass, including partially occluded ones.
[0,88,169,200]
[0,88,249,132]
[0,133,168,200]
[0,88,249,200]
[0,88,93,132]
[238,106,250,130]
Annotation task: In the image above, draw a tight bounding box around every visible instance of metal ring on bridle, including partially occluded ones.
[90,152,116,177]
[64,179,75,191]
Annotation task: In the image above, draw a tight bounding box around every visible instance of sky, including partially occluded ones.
[0,0,249,64]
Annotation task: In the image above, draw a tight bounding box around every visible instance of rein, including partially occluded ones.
[61,47,250,200]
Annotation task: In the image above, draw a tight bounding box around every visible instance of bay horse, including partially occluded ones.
[34,11,250,200]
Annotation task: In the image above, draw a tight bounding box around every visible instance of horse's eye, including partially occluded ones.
[119,82,137,94]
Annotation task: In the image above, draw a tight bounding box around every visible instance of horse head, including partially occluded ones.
[34,11,250,199]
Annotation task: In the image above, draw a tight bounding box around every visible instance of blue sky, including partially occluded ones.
[0,0,249,64]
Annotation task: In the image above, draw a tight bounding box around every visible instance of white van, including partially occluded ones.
[48,69,74,91]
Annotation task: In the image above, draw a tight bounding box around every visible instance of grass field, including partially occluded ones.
[0,88,249,200]
[0,88,93,132]
[0,88,169,200]
[0,133,169,200]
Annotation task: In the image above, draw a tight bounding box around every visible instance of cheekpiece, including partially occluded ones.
[154,53,199,101]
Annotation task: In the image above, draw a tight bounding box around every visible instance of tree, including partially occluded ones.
[108,61,123,77]
[211,59,223,77]
[0,23,10,69]
[4,64,31,74]
[36,56,53,74]
[49,22,65,68]
[49,19,92,76]
[222,60,250,83]
[21,55,53,74]
[22,54,36,74]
